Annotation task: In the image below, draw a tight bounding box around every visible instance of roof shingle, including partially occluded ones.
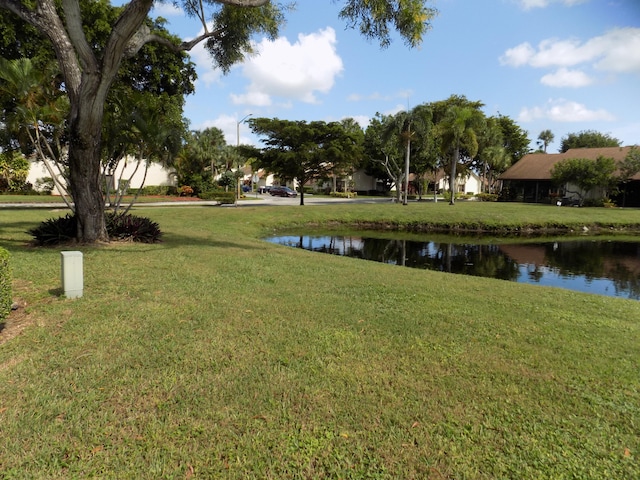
[499,146,638,181]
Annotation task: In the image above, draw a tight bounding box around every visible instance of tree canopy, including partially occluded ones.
[0,0,437,242]
[536,129,554,153]
[249,117,363,205]
[551,155,617,205]
[559,130,621,153]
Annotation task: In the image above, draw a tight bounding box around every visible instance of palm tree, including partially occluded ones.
[0,57,72,207]
[436,106,484,205]
[537,129,554,153]
[482,145,511,193]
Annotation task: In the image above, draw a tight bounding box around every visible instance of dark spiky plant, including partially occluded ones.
[105,212,162,243]
[28,212,162,245]
[28,214,77,246]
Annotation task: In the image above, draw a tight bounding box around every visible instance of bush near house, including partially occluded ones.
[0,248,10,322]
[197,189,236,204]
[129,185,178,196]
[476,193,498,202]
[329,191,357,198]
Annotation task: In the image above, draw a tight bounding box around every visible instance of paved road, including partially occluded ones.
[0,194,396,209]
[233,194,394,207]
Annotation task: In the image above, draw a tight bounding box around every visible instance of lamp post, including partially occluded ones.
[236,113,252,201]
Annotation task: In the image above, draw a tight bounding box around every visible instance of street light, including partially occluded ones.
[236,113,252,201]
[237,113,252,147]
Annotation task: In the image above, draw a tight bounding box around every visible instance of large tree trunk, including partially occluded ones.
[68,132,107,242]
[67,73,109,242]
[5,0,153,243]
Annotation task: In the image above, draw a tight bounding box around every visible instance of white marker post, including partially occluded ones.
[61,251,83,298]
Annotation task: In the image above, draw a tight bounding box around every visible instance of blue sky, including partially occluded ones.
[150,0,640,153]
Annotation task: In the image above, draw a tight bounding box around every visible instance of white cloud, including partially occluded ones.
[500,42,536,67]
[501,28,640,73]
[590,27,640,73]
[385,104,408,116]
[151,2,184,17]
[518,99,616,122]
[198,113,254,145]
[517,0,586,10]
[232,27,344,107]
[540,68,593,87]
[230,91,272,107]
[349,115,371,129]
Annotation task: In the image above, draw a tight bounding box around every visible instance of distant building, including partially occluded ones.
[27,157,176,195]
[498,146,640,206]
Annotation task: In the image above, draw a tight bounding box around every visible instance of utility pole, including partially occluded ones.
[236,113,252,202]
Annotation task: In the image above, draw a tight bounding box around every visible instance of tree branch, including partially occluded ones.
[101,0,154,86]
[0,0,83,99]
[129,27,225,56]
[62,0,98,73]
[215,0,269,6]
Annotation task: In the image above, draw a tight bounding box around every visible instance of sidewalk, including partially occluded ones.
[0,195,393,209]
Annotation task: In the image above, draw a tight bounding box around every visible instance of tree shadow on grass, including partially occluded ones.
[155,232,262,250]
[0,221,263,253]
[0,220,44,247]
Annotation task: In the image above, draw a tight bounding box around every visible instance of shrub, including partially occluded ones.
[105,212,163,243]
[476,193,498,202]
[139,185,177,196]
[34,177,54,194]
[179,185,194,196]
[217,171,236,190]
[28,213,77,246]
[198,190,236,204]
[442,191,465,201]
[0,248,10,322]
[329,191,357,198]
[582,198,605,208]
[28,213,163,245]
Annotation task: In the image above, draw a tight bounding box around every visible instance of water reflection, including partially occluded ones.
[266,234,640,300]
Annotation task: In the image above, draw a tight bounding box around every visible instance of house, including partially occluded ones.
[344,168,483,196]
[498,146,640,206]
[27,157,176,194]
[434,169,482,196]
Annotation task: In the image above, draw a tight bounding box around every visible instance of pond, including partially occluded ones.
[266,233,640,300]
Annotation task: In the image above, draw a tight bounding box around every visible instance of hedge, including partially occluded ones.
[198,190,236,204]
[0,247,11,322]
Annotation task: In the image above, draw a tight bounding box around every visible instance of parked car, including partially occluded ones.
[270,186,297,197]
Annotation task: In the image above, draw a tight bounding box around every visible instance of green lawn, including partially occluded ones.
[1,203,639,479]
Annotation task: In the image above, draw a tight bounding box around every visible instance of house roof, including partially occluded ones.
[499,146,638,181]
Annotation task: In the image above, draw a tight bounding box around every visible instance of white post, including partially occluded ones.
[61,251,83,298]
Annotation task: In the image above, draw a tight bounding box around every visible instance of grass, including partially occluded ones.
[1,202,639,479]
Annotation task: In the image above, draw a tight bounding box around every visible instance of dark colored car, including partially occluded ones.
[270,186,297,197]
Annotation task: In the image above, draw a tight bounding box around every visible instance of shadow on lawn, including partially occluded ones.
[0,221,44,249]
[158,232,261,250]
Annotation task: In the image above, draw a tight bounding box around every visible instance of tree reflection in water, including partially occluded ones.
[270,234,640,300]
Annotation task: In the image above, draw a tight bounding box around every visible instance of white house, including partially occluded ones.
[27,157,176,194]
[433,169,482,195]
